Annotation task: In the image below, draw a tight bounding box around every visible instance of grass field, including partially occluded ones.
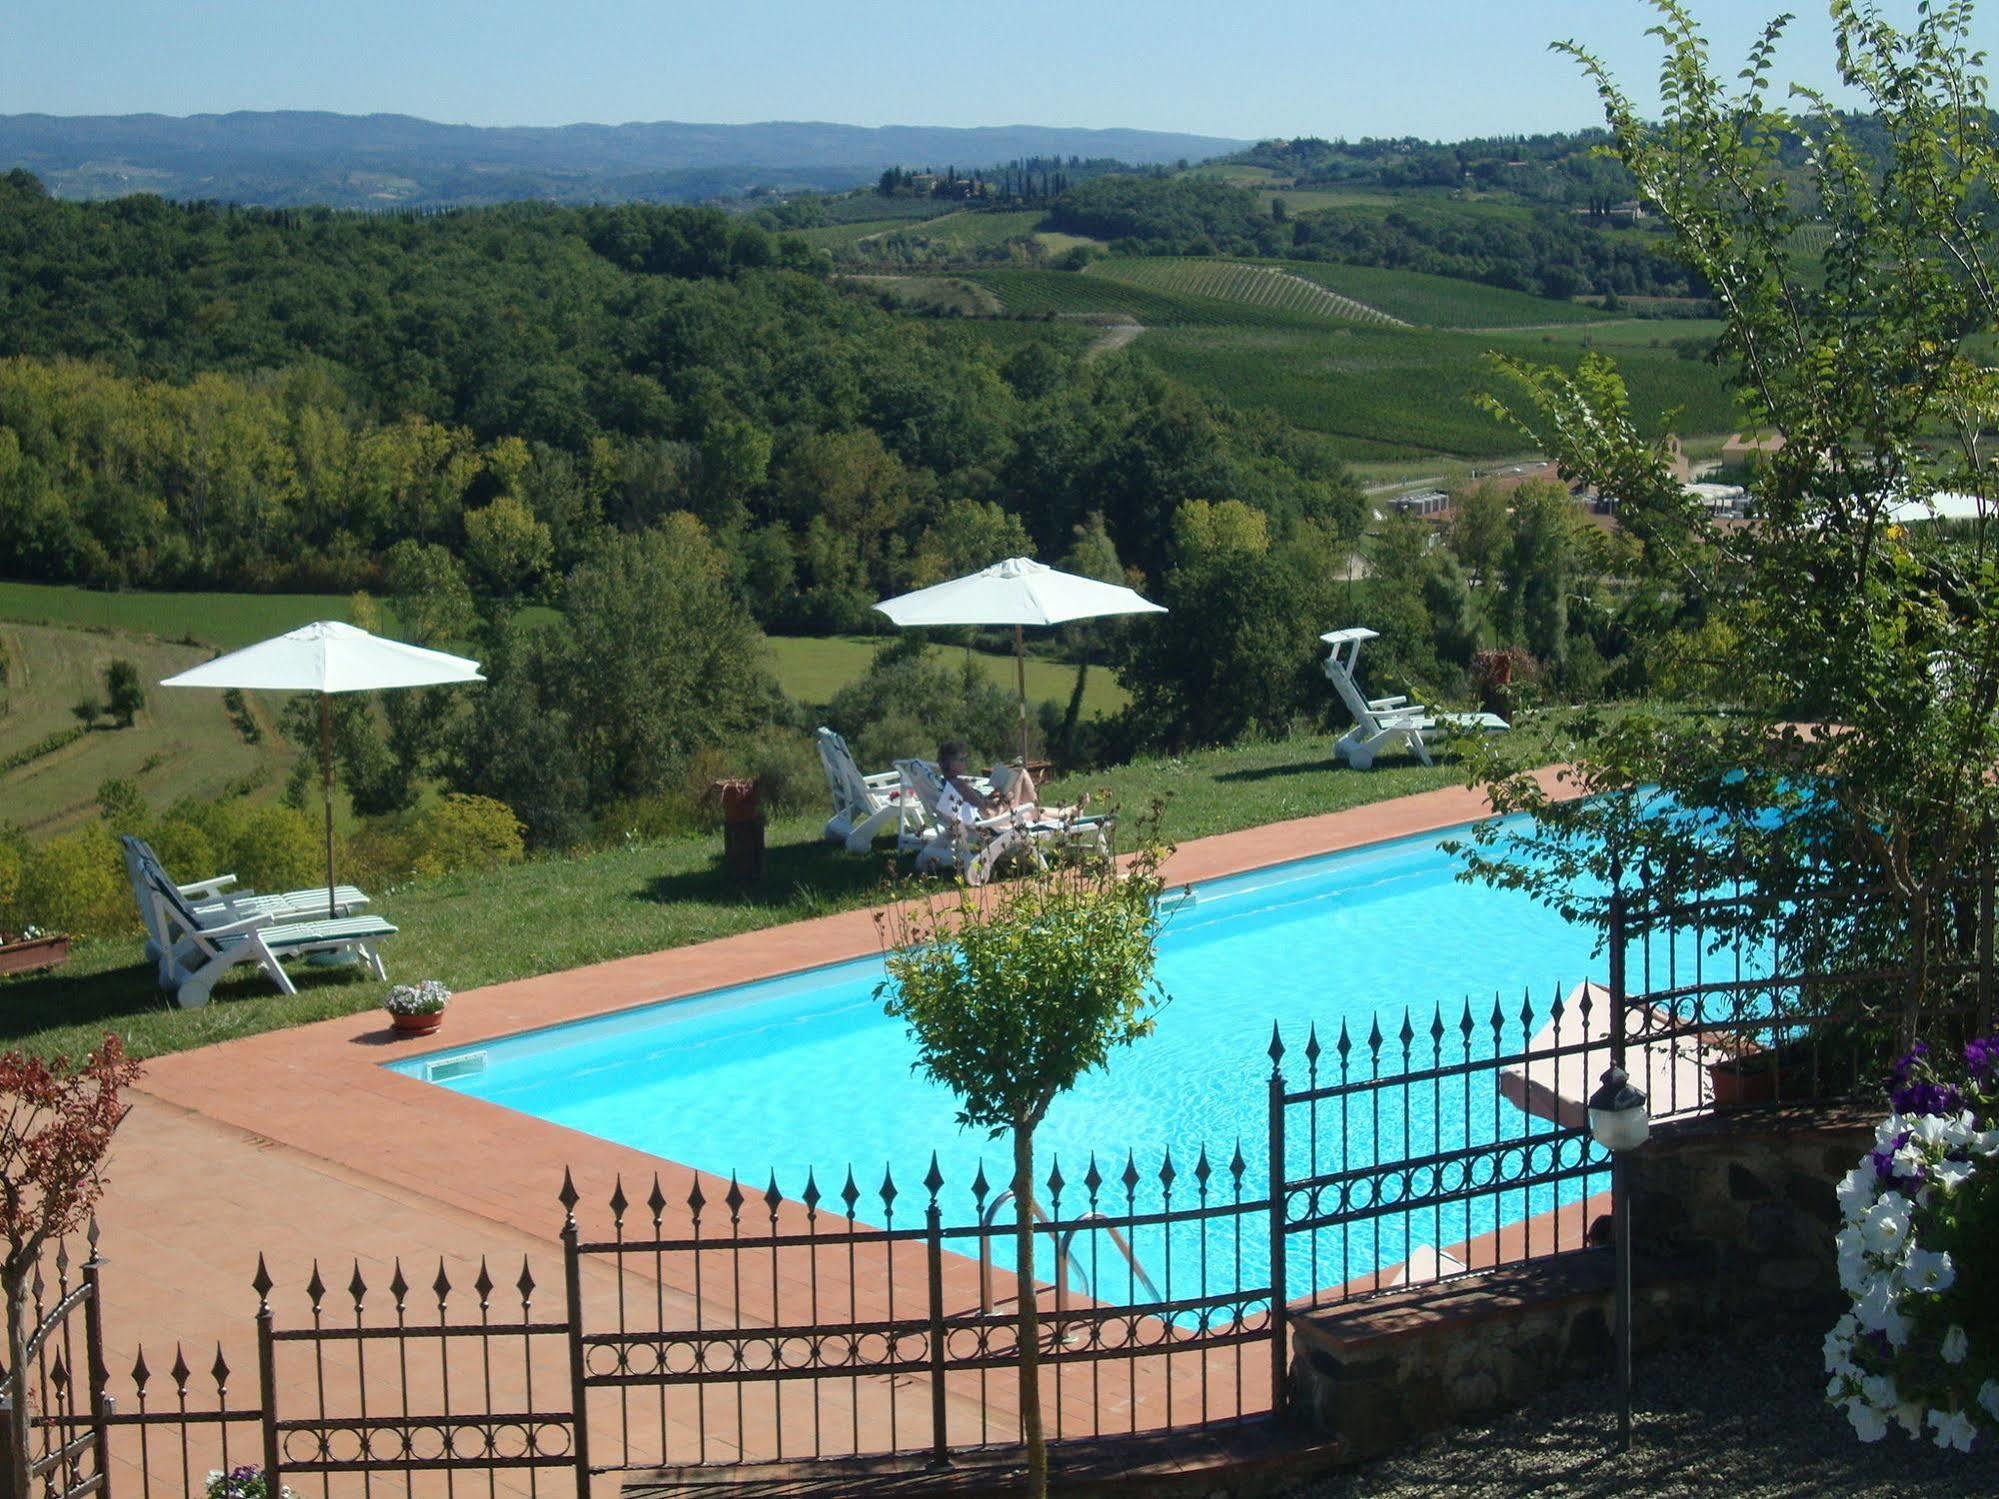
[0,582,378,648]
[0,621,297,833]
[796,217,938,250]
[951,259,1740,459]
[1139,321,1741,459]
[1276,262,1608,329]
[894,209,1047,248]
[1086,258,1403,325]
[769,635,1127,716]
[970,265,1337,329]
[842,274,1003,316]
[0,585,1128,831]
[0,730,1476,1061]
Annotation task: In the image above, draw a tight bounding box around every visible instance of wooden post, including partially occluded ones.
[1266,1032,1288,1418]
[318,695,337,920]
[924,1200,950,1467]
[560,1186,592,1499]
[253,1258,281,1491]
[1014,624,1030,766]
[82,1256,113,1499]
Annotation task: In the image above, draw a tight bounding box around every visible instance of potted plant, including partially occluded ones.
[384,979,451,1036]
[1706,1025,1871,1107]
[0,926,71,977]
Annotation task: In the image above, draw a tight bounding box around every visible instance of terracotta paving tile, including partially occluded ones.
[81,778,1571,1492]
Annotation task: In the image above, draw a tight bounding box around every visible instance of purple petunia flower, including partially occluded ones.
[1889,1080,1962,1118]
[1889,1043,1930,1088]
[1871,1130,1912,1183]
[1966,1034,1999,1084]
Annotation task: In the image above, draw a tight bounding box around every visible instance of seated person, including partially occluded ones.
[936,741,1082,826]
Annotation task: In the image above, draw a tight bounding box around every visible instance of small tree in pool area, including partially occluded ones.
[876,827,1171,1499]
[0,1036,141,1499]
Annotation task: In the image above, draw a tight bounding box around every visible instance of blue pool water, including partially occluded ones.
[390,817,1672,1298]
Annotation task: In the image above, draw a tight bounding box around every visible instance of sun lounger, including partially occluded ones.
[141,863,397,1009]
[894,758,1107,886]
[1320,627,1508,769]
[121,835,369,987]
[814,727,927,853]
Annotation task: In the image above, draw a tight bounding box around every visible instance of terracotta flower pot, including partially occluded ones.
[0,935,70,976]
[1707,1036,1844,1107]
[389,1011,443,1037]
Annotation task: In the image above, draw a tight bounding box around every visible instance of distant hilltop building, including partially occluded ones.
[1684,481,1752,519]
[1386,489,1450,519]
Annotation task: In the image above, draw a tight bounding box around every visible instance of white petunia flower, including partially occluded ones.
[1861,1374,1900,1411]
[1930,1157,1975,1194]
[1837,1165,1878,1220]
[1896,1401,1925,1438]
[1903,1247,1955,1294]
[1979,1381,1999,1422]
[1846,1398,1890,1442]
[1876,1115,1911,1148]
[1929,1408,1979,1453]
[1861,1193,1912,1255]
[1890,1142,1929,1182]
[1909,1114,1949,1149]
[1856,1280,1912,1346]
[1837,1237,1871,1296]
[1940,1111,1978,1150]
[1941,1325,1969,1365]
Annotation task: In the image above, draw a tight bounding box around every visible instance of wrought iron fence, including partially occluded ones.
[10,868,1991,1495]
[1269,988,1614,1329]
[565,1148,1272,1474]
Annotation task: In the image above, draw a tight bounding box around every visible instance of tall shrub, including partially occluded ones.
[877,836,1171,1499]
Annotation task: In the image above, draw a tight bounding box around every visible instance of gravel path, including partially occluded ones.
[1301,1326,1998,1497]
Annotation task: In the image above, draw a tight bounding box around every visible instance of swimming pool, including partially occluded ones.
[389,817,1656,1294]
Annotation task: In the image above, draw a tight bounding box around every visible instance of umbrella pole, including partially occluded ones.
[1014,624,1030,766]
[320,695,337,920]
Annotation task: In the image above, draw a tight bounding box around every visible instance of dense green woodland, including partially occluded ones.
[0,169,1361,612]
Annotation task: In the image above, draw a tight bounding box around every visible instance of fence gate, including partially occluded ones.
[256,1253,581,1498]
[10,1233,112,1499]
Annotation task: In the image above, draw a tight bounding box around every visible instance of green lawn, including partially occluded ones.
[0,621,300,832]
[766,635,1127,715]
[0,730,1484,1062]
[1274,262,1608,329]
[1138,321,1741,461]
[0,582,375,648]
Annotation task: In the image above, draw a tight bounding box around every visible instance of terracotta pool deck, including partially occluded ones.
[93,774,1568,1484]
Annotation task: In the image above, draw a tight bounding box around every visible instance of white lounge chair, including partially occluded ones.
[141,863,397,1009]
[120,835,370,988]
[894,758,1107,886]
[815,728,926,853]
[1320,627,1508,769]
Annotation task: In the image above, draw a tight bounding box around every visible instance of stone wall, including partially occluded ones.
[1285,1103,1874,1462]
[1624,1102,1874,1322]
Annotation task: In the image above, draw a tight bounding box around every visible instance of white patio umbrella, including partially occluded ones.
[160,621,484,917]
[874,557,1165,763]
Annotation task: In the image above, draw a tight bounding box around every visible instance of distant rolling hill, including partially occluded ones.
[0,112,1249,207]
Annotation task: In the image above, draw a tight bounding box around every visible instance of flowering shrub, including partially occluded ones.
[1825,1035,1999,1450]
[205,1466,295,1499]
[383,979,451,1017]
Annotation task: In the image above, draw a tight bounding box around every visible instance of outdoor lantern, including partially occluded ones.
[1587,1064,1650,1153]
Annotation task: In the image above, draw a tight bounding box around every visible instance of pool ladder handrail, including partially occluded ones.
[976,1190,1163,1321]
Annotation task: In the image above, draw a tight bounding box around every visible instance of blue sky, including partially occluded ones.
[6,3,1991,140]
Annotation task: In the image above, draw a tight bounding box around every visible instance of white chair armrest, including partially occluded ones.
[192,910,275,939]
[1367,696,1409,710]
[862,771,901,790]
[178,874,239,897]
